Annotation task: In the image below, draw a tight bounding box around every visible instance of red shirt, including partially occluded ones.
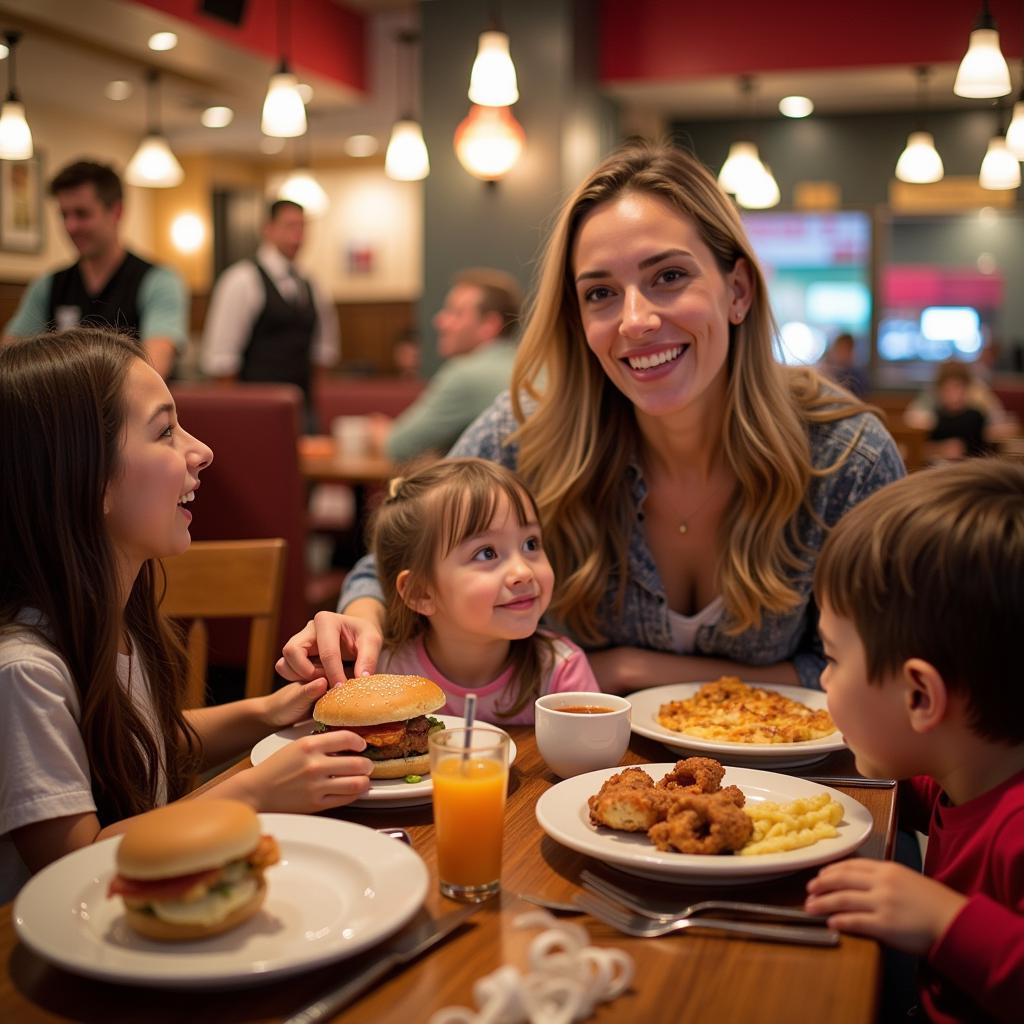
[901,770,1024,1023]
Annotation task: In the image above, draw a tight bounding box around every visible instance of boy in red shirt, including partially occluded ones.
[806,459,1024,1023]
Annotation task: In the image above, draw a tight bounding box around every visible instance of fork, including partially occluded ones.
[574,891,839,946]
[580,870,828,925]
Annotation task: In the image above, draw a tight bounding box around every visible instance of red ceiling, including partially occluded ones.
[599,0,1024,82]
[132,0,366,92]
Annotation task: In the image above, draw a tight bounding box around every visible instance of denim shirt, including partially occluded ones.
[340,390,905,689]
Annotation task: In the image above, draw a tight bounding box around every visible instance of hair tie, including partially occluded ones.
[387,476,406,500]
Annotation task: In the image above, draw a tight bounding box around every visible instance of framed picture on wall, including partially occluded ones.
[0,153,44,253]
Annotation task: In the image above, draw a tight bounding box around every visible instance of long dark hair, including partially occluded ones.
[0,329,200,823]
[371,458,555,719]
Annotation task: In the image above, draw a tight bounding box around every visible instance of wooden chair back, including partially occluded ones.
[160,539,287,708]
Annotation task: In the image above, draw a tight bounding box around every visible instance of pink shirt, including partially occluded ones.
[378,633,599,725]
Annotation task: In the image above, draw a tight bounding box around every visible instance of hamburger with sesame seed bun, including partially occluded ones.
[312,674,447,779]
[107,799,278,941]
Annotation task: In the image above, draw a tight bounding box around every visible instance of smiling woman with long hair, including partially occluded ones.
[280,141,904,695]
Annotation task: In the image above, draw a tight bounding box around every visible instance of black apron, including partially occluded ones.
[45,250,152,338]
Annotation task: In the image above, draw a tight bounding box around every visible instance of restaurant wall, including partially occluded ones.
[0,103,154,283]
[420,0,616,371]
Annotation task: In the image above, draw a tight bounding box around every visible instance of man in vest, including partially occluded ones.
[3,160,187,378]
[200,199,339,432]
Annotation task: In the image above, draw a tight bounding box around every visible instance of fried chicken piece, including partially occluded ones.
[655,757,726,795]
[587,767,668,832]
[647,791,754,854]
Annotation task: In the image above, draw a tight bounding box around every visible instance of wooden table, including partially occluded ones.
[0,733,896,1023]
[298,435,396,485]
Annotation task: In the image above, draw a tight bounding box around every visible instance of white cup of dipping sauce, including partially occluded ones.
[331,415,371,457]
[534,692,632,779]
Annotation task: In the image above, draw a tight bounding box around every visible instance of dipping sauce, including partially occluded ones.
[555,705,614,714]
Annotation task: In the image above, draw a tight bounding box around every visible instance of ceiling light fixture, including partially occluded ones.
[954,1,1011,98]
[736,164,781,209]
[454,103,525,180]
[147,31,178,53]
[125,69,183,188]
[896,66,944,184]
[201,105,234,128]
[1006,61,1024,158]
[778,95,813,118]
[105,79,132,101]
[344,134,378,158]
[468,7,518,107]
[0,31,32,160]
[278,167,328,217]
[262,0,306,138]
[385,31,429,181]
[718,77,771,199]
[980,135,1020,189]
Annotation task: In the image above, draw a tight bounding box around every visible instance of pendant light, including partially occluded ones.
[980,137,1020,189]
[0,31,32,160]
[385,31,429,181]
[125,70,183,189]
[454,104,525,180]
[718,77,769,196]
[1006,62,1024,158]
[261,0,306,138]
[468,6,518,107]
[736,164,781,209]
[895,67,944,184]
[954,1,1011,99]
[278,137,328,217]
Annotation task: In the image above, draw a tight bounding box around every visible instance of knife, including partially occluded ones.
[283,901,486,1024]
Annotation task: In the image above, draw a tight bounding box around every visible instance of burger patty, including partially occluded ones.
[315,715,444,760]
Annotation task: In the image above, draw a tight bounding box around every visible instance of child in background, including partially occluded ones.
[367,458,599,723]
[805,459,1024,1023]
[0,329,373,903]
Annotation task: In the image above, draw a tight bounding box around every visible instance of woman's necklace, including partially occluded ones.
[676,490,717,534]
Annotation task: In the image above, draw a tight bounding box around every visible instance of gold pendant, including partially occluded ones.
[678,522,688,534]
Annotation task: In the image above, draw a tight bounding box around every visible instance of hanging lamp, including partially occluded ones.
[262,0,306,138]
[954,1,1011,98]
[895,67,944,184]
[125,70,183,188]
[454,104,524,180]
[468,5,518,107]
[1006,61,1024,158]
[385,31,429,181]
[278,136,328,216]
[736,164,780,209]
[0,31,32,160]
[718,77,769,196]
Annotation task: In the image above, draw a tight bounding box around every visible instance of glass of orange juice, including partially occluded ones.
[429,727,509,902]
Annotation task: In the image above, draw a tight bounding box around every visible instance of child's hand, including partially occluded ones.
[805,859,967,954]
[276,611,383,686]
[238,729,374,813]
[261,678,329,730]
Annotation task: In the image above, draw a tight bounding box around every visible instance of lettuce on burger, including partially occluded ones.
[312,673,446,779]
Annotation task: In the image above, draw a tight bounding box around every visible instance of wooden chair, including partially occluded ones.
[159,539,287,708]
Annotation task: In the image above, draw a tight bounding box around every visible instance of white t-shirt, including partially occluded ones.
[0,616,166,904]
[377,633,600,725]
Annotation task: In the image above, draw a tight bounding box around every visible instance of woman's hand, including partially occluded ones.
[224,729,374,813]
[276,610,383,686]
[805,858,966,954]
[260,678,328,730]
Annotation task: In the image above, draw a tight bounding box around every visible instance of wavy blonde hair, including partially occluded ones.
[510,141,870,645]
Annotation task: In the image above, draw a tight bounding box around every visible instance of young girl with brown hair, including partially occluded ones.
[0,329,372,902]
[366,458,598,723]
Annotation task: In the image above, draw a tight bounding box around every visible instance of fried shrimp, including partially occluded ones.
[647,791,754,854]
[655,757,726,795]
[587,767,667,832]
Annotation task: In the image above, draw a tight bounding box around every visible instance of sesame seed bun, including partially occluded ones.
[313,674,445,728]
[116,800,261,880]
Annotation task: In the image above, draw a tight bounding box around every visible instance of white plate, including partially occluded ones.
[628,682,846,768]
[251,715,518,808]
[13,814,429,988]
[535,764,872,884]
